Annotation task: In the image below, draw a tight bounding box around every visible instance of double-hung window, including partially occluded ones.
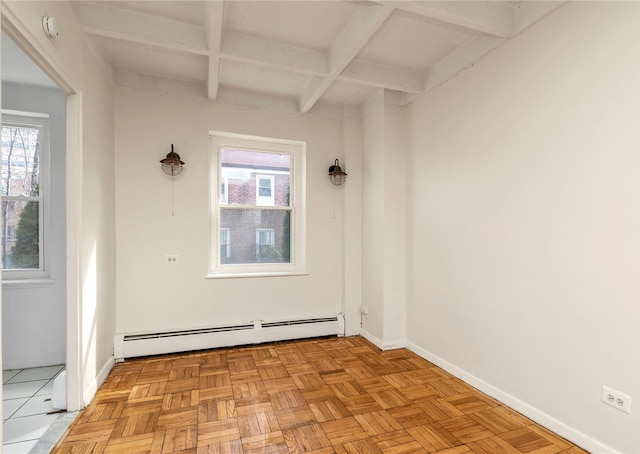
[1,110,50,279]
[209,131,306,277]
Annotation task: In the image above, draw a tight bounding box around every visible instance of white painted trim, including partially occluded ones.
[387,0,515,38]
[359,328,405,351]
[381,338,407,351]
[359,328,383,349]
[65,92,83,412]
[0,9,4,443]
[205,271,309,279]
[299,3,394,112]
[83,355,114,407]
[405,342,620,454]
[75,2,207,55]
[2,279,55,289]
[205,1,223,99]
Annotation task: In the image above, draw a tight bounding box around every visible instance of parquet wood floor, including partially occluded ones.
[52,336,589,454]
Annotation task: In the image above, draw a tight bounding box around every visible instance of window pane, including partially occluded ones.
[220,149,290,207]
[1,126,41,197]
[1,200,39,269]
[220,208,291,264]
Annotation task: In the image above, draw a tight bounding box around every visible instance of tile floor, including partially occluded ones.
[3,365,66,453]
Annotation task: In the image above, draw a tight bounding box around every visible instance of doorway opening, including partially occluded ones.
[1,27,79,452]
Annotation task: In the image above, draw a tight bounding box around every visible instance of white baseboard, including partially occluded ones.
[405,342,620,454]
[359,329,405,351]
[359,328,384,349]
[82,355,114,407]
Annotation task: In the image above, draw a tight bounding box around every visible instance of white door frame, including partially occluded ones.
[1,9,84,411]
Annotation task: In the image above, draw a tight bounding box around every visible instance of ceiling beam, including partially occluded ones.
[115,69,205,99]
[76,2,422,99]
[422,35,503,93]
[340,60,423,94]
[76,2,422,103]
[205,1,224,99]
[217,87,300,115]
[383,1,515,38]
[75,2,207,55]
[328,4,394,74]
[220,32,423,95]
[76,1,535,110]
[299,3,394,113]
[221,31,328,76]
[513,1,568,35]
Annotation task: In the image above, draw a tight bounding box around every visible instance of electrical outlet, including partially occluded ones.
[165,255,179,264]
[602,385,632,414]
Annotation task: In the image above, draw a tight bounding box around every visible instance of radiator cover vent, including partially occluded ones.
[262,316,338,328]
[114,315,344,360]
[123,324,255,342]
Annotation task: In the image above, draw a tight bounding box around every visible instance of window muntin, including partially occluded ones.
[209,132,305,277]
[1,111,49,278]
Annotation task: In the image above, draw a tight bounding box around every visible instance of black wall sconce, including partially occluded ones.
[328,159,347,186]
[160,144,185,176]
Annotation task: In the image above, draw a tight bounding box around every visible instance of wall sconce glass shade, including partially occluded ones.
[160,144,185,176]
[328,159,347,186]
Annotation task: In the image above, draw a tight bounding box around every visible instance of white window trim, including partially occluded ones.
[1,110,51,281]
[208,131,306,278]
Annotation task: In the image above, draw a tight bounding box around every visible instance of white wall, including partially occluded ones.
[2,0,116,408]
[114,88,346,335]
[361,90,407,348]
[78,48,116,404]
[342,106,363,336]
[2,81,66,369]
[362,93,385,340]
[406,2,640,452]
[381,97,407,347]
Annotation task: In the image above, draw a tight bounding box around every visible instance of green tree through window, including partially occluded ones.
[1,112,48,274]
[11,200,39,268]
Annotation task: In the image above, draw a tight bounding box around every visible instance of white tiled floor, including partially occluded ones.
[3,365,65,453]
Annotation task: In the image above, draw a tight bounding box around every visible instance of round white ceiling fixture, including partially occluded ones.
[42,16,60,39]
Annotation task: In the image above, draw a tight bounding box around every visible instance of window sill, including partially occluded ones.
[2,279,55,289]
[206,271,309,279]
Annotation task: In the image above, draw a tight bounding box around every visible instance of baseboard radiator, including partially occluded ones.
[113,314,345,360]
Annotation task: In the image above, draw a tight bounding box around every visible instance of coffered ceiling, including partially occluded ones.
[73,1,565,114]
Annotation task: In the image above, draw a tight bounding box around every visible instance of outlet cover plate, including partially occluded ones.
[602,385,632,414]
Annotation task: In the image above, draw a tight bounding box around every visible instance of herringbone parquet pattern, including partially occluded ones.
[52,336,588,453]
